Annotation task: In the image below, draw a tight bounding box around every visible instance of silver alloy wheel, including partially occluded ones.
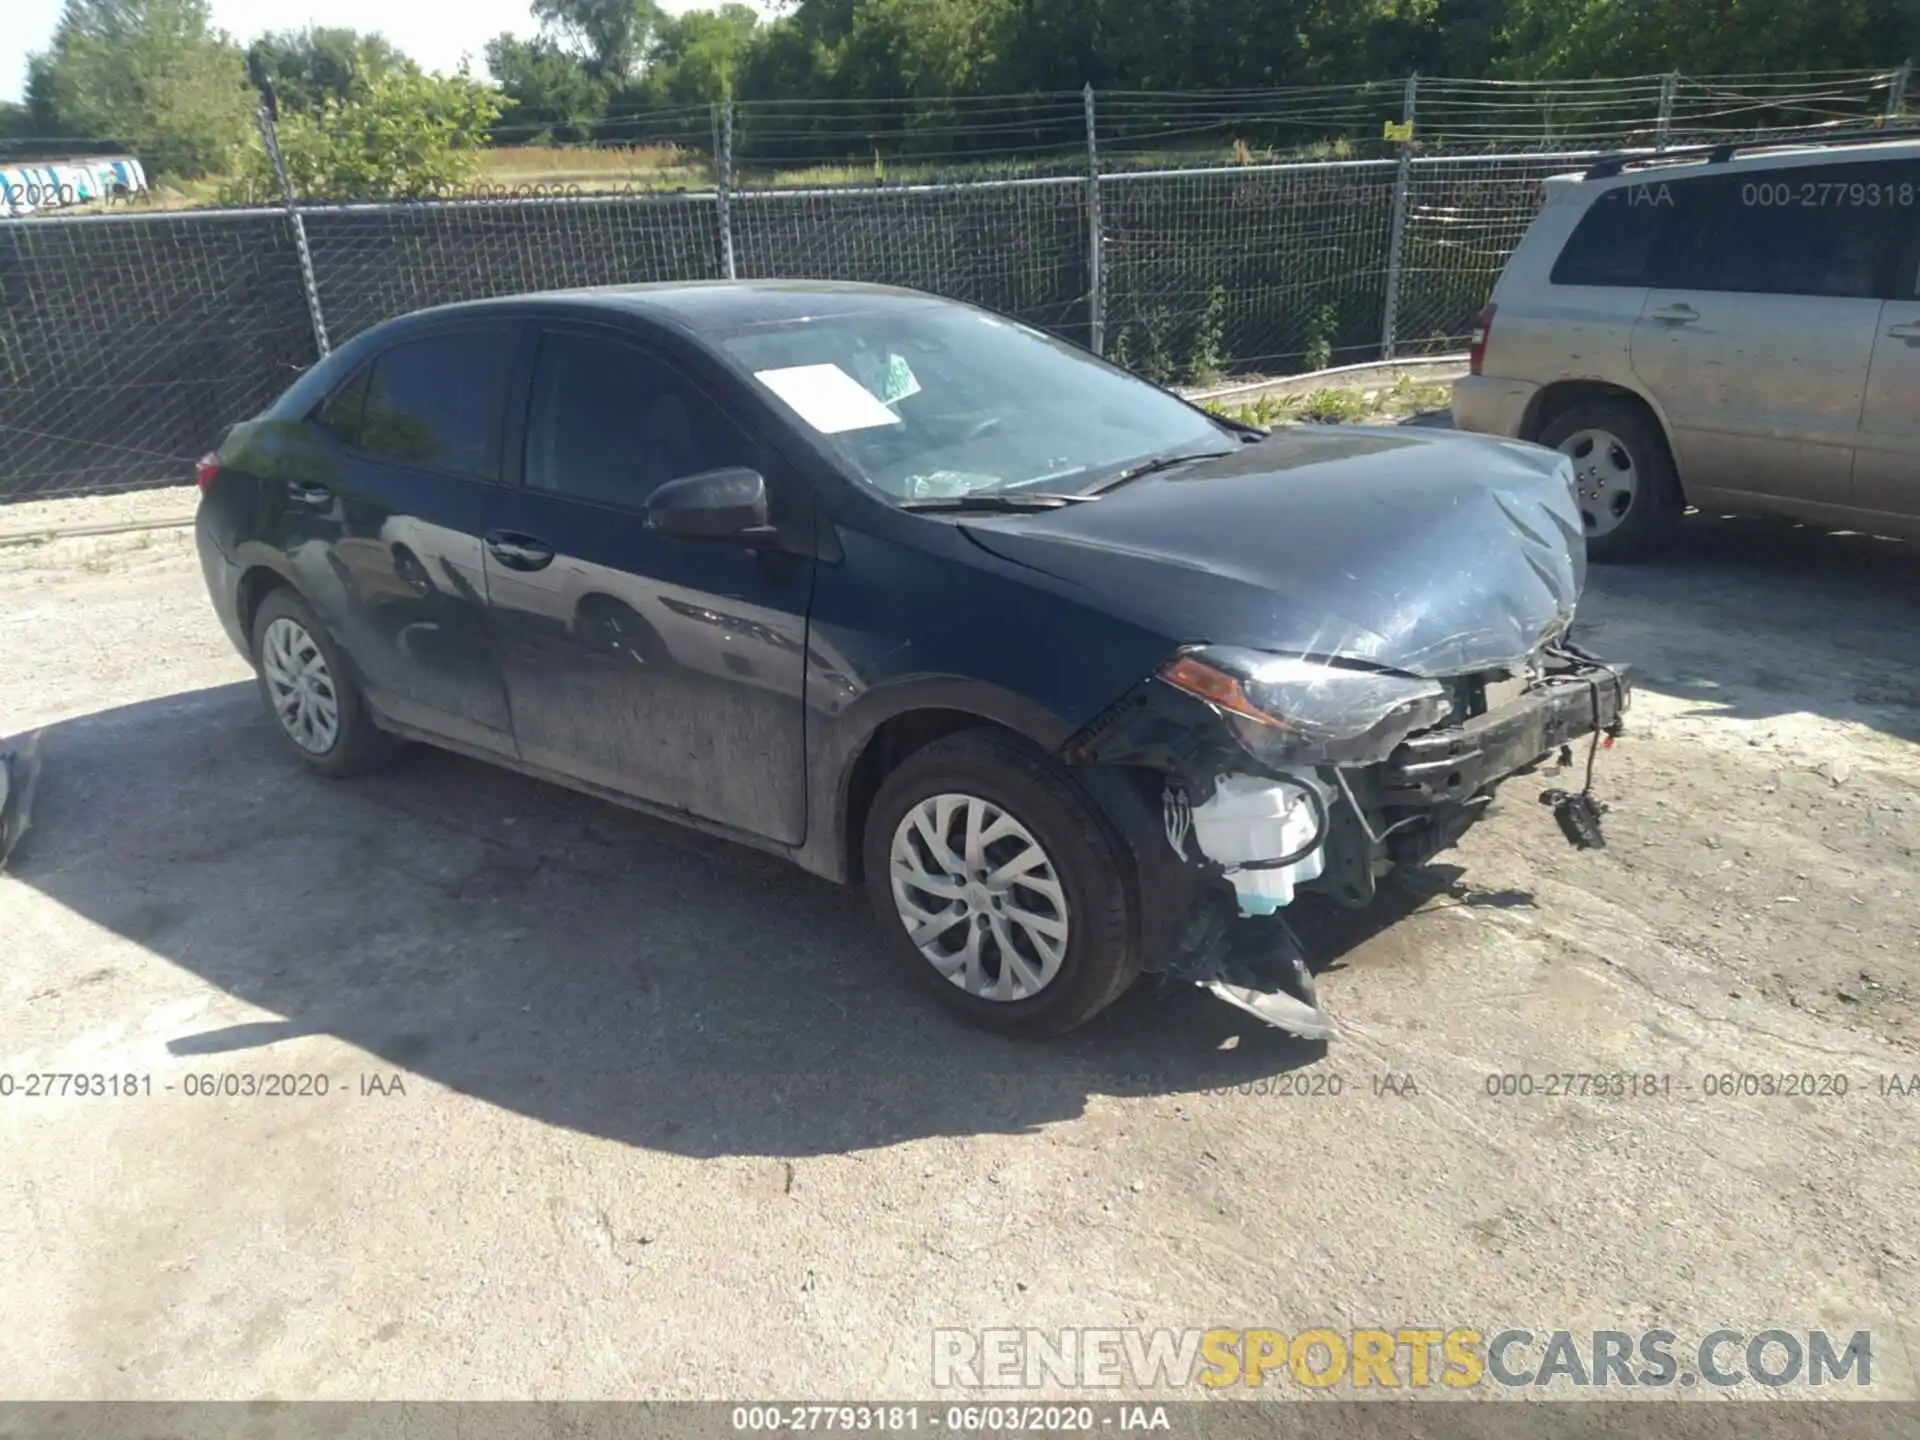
[260,616,341,754]
[1558,427,1638,537]
[888,792,1070,1002]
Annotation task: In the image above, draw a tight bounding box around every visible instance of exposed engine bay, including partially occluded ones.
[1063,636,1632,1038]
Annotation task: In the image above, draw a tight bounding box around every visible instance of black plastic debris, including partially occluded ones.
[1538,664,1624,851]
[0,731,42,870]
[1541,787,1608,849]
[1189,914,1336,1040]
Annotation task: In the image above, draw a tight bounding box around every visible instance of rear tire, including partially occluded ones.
[1537,399,1682,562]
[250,589,397,778]
[862,728,1142,1037]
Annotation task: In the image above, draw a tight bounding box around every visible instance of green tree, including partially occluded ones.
[1493,0,1897,75]
[647,4,760,101]
[245,27,412,115]
[485,34,612,139]
[836,0,1009,98]
[532,0,665,83]
[731,14,837,108]
[249,68,506,200]
[26,0,254,178]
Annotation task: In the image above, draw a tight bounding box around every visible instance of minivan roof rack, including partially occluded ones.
[1583,124,1920,180]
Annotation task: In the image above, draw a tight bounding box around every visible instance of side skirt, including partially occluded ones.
[371,714,820,877]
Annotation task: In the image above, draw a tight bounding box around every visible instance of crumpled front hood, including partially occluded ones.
[961,426,1586,677]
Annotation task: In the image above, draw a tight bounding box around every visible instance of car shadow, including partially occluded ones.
[1574,512,1920,744]
[0,685,1448,1159]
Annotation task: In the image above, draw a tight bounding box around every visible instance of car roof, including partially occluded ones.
[384,279,953,334]
[281,279,966,418]
[1561,132,1920,186]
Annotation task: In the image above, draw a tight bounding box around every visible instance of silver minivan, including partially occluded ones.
[1454,135,1920,560]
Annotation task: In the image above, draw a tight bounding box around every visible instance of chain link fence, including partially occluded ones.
[300,195,723,342]
[1100,159,1400,380]
[1,64,1913,501]
[0,211,317,498]
[1391,149,1625,355]
[732,178,1094,344]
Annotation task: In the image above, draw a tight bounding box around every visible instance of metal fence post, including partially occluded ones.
[1380,73,1417,362]
[255,99,329,359]
[714,99,738,281]
[1084,84,1105,357]
[1888,59,1913,122]
[1656,72,1678,151]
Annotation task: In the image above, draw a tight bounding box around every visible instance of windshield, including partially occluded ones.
[717,300,1230,502]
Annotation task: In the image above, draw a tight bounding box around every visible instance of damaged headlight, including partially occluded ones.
[1160,646,1450,766]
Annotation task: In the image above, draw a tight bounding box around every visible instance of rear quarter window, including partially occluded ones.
[312,368,369,446]
[1550,185,1672,287]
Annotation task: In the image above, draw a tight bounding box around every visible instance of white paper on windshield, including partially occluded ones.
[754,364,904,434]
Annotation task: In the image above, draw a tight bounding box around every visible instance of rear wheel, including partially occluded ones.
[251,589,396,777]
[862,728,1142,1037]
[1537,399,1682,562]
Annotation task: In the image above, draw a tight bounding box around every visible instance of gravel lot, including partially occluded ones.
[2,485,1918,1402]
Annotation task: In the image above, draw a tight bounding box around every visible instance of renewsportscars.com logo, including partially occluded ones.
[931,1328,1873,1391]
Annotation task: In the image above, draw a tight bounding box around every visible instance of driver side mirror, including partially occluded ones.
[645,467,776,543]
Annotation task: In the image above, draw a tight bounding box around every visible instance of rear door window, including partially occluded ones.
[356,330,516,479]
[1646,162,1902,299]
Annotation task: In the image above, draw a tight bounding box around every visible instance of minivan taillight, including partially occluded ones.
[195,452,220,490]
[1468,303,1496,376]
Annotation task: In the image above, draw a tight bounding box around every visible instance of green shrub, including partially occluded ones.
[249,68,506,200]
[1185,285,1230,386]
[1302,301,1339,372]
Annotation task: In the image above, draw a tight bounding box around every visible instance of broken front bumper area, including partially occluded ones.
[1382,661,1631,810]
[1365,651,1632,875]
[1065,645,1632,1037]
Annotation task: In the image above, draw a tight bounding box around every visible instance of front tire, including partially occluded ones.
[1537,399,1682,562]
[251,589,396,777]
[862,728,1142,1037]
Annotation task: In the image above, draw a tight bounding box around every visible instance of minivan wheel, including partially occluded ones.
[250,589,396,777]
[1537,400,1682,562]
[862,728,1142,1037]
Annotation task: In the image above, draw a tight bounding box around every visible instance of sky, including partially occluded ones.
[1,0,767,106]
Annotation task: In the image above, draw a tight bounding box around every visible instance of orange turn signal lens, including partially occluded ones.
[1159,655,1283,727]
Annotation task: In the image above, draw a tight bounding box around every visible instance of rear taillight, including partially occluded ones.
[1468,303,1496,376]
[195,452,220,491]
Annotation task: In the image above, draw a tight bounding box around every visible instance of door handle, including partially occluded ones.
[1649,303,1699,324]
[1887,322,1920,346]
[485,530,555,572]
[285,480,332,506]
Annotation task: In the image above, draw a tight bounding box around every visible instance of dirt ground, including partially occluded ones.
[1,485,1918,1403]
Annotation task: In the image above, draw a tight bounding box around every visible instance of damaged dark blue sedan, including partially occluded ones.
[194,281,1630,1038]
